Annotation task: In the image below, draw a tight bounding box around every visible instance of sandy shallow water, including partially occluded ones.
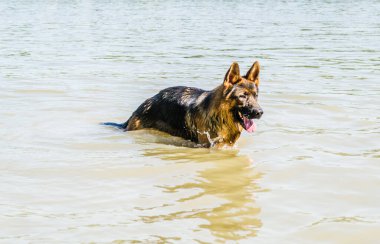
[1,1,379,243]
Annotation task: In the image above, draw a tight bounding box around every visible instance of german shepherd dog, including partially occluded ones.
[104,61,263,148]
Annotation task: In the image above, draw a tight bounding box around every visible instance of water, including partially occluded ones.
[1,1,379,243]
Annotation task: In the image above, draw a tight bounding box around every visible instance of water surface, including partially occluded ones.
[1,1,380,243]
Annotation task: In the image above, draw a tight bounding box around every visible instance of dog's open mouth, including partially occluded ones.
[238,111,256,133]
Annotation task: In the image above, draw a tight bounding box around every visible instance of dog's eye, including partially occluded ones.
[238,94,247,99]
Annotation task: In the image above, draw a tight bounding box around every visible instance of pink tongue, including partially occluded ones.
[243,117,256,133]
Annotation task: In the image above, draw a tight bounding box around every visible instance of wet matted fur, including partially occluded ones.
[104,61,263,148]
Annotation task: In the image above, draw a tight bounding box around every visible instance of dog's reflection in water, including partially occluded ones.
[140,147,263,242]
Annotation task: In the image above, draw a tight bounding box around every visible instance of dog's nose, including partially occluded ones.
[259,109,264,116]
[253,108,263,119]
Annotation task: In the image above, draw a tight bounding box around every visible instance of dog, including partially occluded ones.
[103,61,263,148]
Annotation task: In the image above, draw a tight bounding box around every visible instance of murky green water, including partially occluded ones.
[1,1,379,243]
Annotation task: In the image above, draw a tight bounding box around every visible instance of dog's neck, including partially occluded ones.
[193,85,242,146]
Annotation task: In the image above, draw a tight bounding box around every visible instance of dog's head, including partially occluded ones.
[223,61,263,133]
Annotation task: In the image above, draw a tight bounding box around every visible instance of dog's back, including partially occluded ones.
[125,86,208,142]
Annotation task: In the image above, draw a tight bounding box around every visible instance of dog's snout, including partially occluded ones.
[253,108,263,119]
[258,108,264,116]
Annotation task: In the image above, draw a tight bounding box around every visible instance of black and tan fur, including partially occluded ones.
[104,61,263,147]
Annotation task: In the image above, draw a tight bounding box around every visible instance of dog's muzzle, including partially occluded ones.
[241,107,263,119]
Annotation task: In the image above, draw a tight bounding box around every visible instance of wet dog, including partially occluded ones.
[104,61,263,147]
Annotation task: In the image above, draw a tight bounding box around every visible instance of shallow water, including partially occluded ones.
[1,1,380,243]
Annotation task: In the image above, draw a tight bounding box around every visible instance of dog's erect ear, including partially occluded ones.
[224,62,241,85]
[246,61,260,86]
